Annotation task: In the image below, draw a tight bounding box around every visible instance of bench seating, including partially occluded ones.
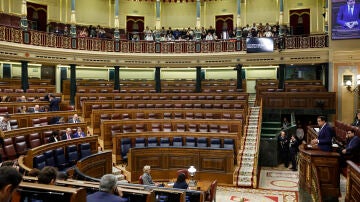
[8,111,77,128]
[76,92,248,110]
[91,108,246,134]
[0,123,87,160]
[82,99,247,121]
[101,119,242,150]
[112,132,239,164]
[18,136,98,171]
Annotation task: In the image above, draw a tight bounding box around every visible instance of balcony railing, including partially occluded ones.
[0,25,329,54]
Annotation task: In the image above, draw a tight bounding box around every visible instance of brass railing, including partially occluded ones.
[0,25,329,53]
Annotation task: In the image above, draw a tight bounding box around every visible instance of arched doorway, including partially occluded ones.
[27,2,47,31]
[289,9,310,35]
[126,16,145,40]
[215,15,233,39]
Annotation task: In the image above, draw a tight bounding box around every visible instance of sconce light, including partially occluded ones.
[345,75,360,94]
[188,166,197,187]
[346,80,353,92]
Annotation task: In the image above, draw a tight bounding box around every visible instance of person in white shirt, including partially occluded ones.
[0,114,11,131]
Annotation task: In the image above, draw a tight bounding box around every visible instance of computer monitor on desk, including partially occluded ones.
[313,127,320,133]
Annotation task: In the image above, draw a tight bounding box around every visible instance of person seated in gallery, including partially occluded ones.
[351,112,360,127]
[173,173,188,189]
[339,129,360,167]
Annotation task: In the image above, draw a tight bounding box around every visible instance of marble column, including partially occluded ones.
[114,0,120,40]
[21,61,29,92]
[70,0,77,38]
[279,0,284,25]
[324,0,329,33]
[155,0,161,30]
[196,0,201,28]
[20,0,28,30]
[236,0,241,38]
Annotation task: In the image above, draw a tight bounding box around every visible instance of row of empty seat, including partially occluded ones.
[110,123,233,134]
[91,103,245,110]
[100,112,243,120]
[119,137,234,161]
[79,94,247,101]
[0,88,53,93]
[33,143,91,170]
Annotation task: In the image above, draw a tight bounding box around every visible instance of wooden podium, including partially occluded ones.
[298,144,340,201]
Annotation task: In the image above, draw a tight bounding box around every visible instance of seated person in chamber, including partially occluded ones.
[336,0,360,29]
[311,116,334,152]
[38,166,58,185]
[339,129,360,167]
[87,174,127,202]
[0,166,23,202]
[75,127,86,138]
[173,173,188,189]
[0,114,11,132]
[68,114,81,123]
[141,165,159,186]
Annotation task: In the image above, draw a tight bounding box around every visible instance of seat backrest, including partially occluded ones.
[33,154,46,170]
[207,180,218,202]
[9,120,18,130]
[54,147,67,168]
[147,137,158,147]
[14,139,28,156]
[197,137,208,148]
[66,145,78,165]
[4,138,16,160]
[43,130,53,144]
[121,138,132,159]
[32,118,41,127]
[39,117,48,126]
[44,150,55,166]
[173,137,183,147]
[185,137,196,147]
[139,175,144,184]
[80,143,92,159]
[210,138,221,148]
[160,137,170,147]
[176,124,186,132]
[223,139,234,149]
[135,138,146,148]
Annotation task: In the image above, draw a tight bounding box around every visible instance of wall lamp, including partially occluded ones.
[344,75,360,93]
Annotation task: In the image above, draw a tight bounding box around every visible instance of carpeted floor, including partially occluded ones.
[217,166,299,202]
[216,186,298,202]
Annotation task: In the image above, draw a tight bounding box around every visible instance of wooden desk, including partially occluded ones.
[298,144,340,201]
[127,147,234,184]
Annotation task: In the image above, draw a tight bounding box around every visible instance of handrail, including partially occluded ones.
[0,25,328,54]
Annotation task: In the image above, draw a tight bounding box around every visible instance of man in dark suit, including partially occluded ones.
[336,0,360,29]
[341,129,360,164]
[49,94,60,111]
[311,116,334,152]
[68,114,80,123]
[61,128,74,140]
[87,174,128,202]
